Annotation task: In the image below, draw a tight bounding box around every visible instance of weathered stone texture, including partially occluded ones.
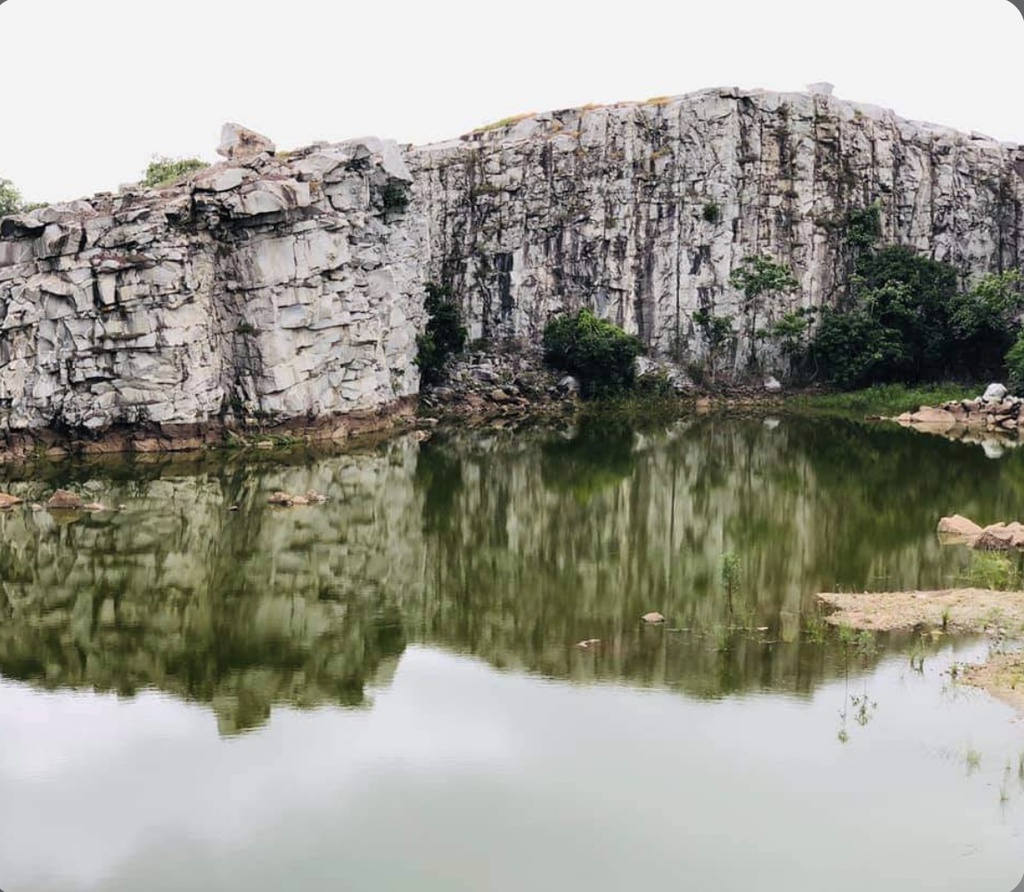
[2,87,1023,440]
[411,88,1024,363]
[0,137,425,439]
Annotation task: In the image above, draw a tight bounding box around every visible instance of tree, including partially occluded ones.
[0,178,23,217]
[415,284,467,386]
[949,271,1024,378]
[543,308,644,397]
[728,254,798,369]
[692,309,736,384]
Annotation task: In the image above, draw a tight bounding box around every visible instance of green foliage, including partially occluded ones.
[1006,329,1024,394]
[702,202,721,224]
[0,178,24,216]
[789,383,976,417]
[951,271,1024,377]
[416,284,467,386]
[141,157,208,189]
[843,201,882,249]
[542,308,644,397]
[729,254,799,305]
[805,245,1016,388]
[729,254,799,368]
[956,551,1023,592]
[810,302,906,389]
[721,552,741,597]
[693,309,736,383]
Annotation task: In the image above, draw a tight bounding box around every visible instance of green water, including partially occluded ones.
[1,415,1023,891]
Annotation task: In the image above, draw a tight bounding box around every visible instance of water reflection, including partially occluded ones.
[2,415,1024,732]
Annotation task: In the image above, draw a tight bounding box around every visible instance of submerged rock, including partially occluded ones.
[46,490,84,510]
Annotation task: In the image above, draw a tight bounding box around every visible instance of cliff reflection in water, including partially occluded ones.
[1,415,1019,733]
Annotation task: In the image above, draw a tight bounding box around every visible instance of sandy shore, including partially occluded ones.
[817,588,1024,713]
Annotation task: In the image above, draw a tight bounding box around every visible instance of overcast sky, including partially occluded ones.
[0,0,1021,204]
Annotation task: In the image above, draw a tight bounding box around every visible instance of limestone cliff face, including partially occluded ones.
[1,87,1023,441]
[412,87,1024,359]
[0,137,425,443]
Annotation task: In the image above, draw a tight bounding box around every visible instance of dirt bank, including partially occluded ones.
[817,588,1024,713]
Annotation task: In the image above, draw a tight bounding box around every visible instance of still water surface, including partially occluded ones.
[1,415,1023,891]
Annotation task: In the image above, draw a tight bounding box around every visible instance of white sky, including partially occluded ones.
[0,0,1021,204]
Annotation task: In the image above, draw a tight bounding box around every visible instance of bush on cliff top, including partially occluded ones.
[142,157,208,189]
[0,178,24,216]
[542,309,643,397]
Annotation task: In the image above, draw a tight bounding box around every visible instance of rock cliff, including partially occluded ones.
[412,87,1024,356]
[0,135,426,452]
[1,87,1023,447]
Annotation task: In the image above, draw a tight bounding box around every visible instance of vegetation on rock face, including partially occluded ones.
[416,283,467,386]
[542,308,644,397]
[141,156,208,189]
[801,206,1024,390]
[728,254,799,369]
[692,309,736,385]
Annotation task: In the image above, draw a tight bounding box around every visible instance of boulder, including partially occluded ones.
[0,492,23,509]
[46,490,84,510]
[642,612,666,624]
[937,514,982,540]
[908,407,957,426]
[216,123,275,161]
[973,522,1024,551]
[983,383,1008,402]
[763,376,783,393]
[557,376,580,396]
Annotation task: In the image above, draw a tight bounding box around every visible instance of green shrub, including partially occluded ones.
[0,178,23,216]
[542,308,643,397]
[142,157,208,189]
[702,202,721,224]
[1006,330,1024,395]
[692,309,736,384]
[807,245,992,387]
[728,254,799,368]
[416,283,467,386]
[843,202,882,249]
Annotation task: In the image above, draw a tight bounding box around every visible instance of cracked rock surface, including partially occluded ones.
[2,87,1022,446]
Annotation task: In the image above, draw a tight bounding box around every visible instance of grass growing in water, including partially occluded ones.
[789,383,978,418]
[966,747,982,774]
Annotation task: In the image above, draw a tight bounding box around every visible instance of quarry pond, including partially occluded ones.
[2,414,1024,891]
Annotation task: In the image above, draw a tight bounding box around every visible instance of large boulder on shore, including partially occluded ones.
[937,514,983,542]
[983,383,1008,402]
[973,522,1024,551]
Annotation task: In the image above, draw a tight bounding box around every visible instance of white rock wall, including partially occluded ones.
[411,87,1024,365]
[0,137,426,437]
[1,87,1022,440]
